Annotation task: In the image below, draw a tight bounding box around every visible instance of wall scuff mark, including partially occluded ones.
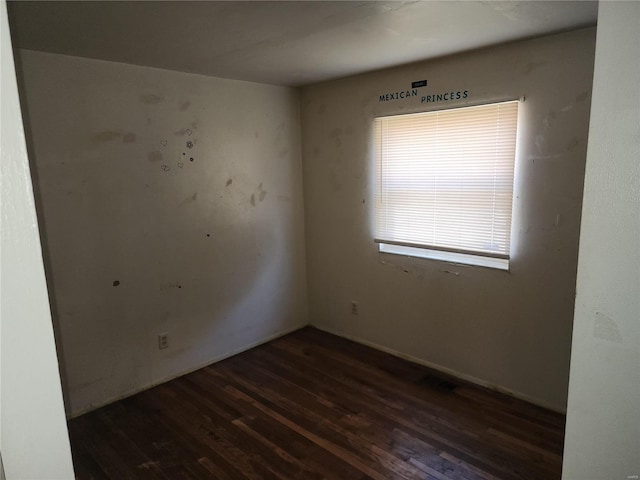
[123,133,136,143]
[93,131,121,143]
[593,311,623,344]
[140,94,164,105]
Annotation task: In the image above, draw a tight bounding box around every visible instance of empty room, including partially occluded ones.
[1,1,638,479]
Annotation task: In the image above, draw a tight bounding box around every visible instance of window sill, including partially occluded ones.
[378,243,509,271]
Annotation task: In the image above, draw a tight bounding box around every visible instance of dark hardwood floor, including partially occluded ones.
[68,327,565,480]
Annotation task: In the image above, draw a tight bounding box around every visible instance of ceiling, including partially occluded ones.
[8,1,598,87]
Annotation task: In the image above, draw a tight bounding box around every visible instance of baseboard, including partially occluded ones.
[312,324,567,414]
[67,323,306,419]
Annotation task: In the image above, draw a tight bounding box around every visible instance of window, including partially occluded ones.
[373,100,519,270]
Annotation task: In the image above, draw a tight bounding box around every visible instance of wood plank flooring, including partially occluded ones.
[68,327,566,480]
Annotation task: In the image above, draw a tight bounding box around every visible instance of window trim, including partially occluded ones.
[378,243,510,271]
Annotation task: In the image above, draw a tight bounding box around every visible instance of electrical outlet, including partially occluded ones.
[158,333,169,350]
[351,301,359,315]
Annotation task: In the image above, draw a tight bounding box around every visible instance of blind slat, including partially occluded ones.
[374,101,519,257]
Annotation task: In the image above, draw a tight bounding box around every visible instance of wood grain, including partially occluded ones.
[68,327,565,479]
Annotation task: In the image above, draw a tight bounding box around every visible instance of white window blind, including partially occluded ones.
[374,100,519,261]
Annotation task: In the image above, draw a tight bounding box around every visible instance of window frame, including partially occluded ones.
[372,99,521,271]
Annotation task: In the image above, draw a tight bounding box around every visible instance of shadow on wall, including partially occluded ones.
[12,49,301,416]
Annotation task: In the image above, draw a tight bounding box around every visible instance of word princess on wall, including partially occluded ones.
[421,90,468,103]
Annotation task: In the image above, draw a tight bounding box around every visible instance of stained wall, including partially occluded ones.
[17,49,308,416]
[301,28,596,411]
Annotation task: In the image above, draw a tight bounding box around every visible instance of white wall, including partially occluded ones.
[563,2,640,478]
[301,28,596,411]
[0,1,74,478]
[16,50,308,416]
